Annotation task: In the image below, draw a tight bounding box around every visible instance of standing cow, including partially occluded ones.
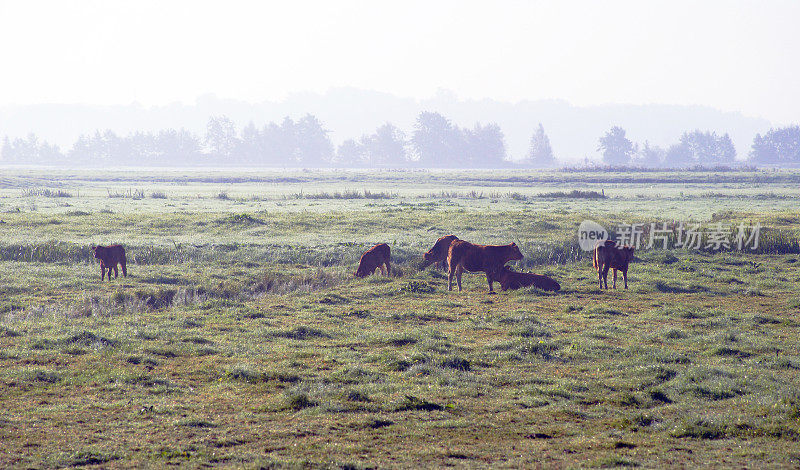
[593,240,634,289]
[447,240,523,292]
[355,243,391,278]
[92,245,128,281]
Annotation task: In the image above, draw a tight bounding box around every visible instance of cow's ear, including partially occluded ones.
[511,242,517,246]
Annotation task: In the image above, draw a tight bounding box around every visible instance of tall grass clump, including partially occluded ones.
[749,229,800,255]
[537,190,606,199]
[21,188,72,198]
[291,190,395,199]
[107,188,145,199]
[0,241,93,263]
[519,239,586,266]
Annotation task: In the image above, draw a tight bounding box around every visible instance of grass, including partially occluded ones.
[0,168,799,468]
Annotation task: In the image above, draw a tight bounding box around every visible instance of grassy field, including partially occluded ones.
[1,169,799,468]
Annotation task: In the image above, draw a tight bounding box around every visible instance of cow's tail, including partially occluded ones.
[593,245,601,271]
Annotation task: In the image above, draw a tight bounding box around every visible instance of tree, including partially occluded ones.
[664,130,737,167]
[598,126,634,166]
[238,121,261,164]
[295,114,334,166]
[749,126,800,166]
[156,128,201,165]
[2,134,47,163]
[524,123,556,167]
[0,136,10,162]
[69,134,92,165]
[276,117,299,164]
[664,143,694,168]
[633,141,666,167]
[360,123,408,167]
[717,133,736,164]
[411,112,463,167]
[205,116,238,160]
[335,139,365,166]
[463,123,507,167]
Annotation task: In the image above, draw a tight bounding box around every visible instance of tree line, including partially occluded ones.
[2,113,799,167]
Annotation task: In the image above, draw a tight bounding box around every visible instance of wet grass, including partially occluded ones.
[0,169,799,468]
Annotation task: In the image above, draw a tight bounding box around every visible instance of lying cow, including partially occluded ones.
[447,240,523,292]
[490,265,561,292]
[355,243,391,278]
[593,239,634,289]
[421,235,459,270]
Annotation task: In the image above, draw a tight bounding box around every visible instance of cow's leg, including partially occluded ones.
[378,265,385,275]
[456,266,463,292]
[486,273,494,292]
[601,264,610,289]
[100,266,105,281]
[385,260,391,276]
[113,264,119,279]
[121,259,127,277]
[622,268,628,289]
[598,266,604,289]
[448,267,455,291]
[612,269,617,289]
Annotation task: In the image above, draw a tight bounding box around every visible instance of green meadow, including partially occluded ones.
[1,169,799,468]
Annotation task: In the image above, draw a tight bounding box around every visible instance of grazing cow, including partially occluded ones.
[92,245,127,281]
[490,265,561,292]
[421,235,459,270]
[447,240,523,292]
[355,243,391,278]
[593,240,634,289]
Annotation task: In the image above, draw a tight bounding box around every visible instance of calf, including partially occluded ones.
[421,235,459,270]
[92,245,127,281]
[593,240,634,289]
[491,265,560,292]
[355,243,391,278]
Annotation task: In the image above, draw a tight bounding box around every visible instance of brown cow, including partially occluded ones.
[92,245,127,281]
[593,240,634,289]
[421,235,459,270]
[447,240,523,292]
[490,265,561,292]
[355,243,391,278]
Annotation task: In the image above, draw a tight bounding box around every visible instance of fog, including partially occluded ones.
[0,1,798,167]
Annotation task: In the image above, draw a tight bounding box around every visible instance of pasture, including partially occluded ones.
[1,168,799,468]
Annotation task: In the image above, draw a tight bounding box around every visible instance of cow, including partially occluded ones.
[421,235,459,270]
[355,243,391,278]
[447,240,523,292]
[593,239,634,289]
[490,265,561,292]
[92,245,127,281]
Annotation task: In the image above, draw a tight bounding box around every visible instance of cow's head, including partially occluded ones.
[421,235,457,269]
[92,246,101,259]
[507,242,523,262]
[489,264,513,282]
[621,245,635,263]
[354,266,369,278]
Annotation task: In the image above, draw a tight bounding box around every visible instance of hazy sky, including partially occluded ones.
[1,0,798,123]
